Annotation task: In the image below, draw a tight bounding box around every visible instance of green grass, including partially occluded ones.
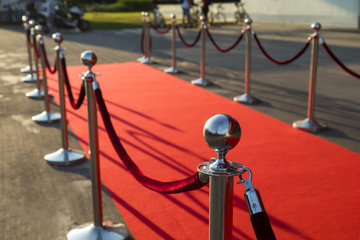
[84,12,144,29]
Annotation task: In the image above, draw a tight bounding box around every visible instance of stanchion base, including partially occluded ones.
[164,66,180,74]
[137,56,153,64]
[44,148,86,165]
[21,74,37,83]
[25,89,45,99]
[233,93,260,104]
[67,223,129,240]
[292,118,328,132]
[32,111,61,123]
[191,77,211,86]
[20,66,36,74]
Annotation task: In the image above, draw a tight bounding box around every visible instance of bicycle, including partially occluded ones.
[189,3,201,27]
[209,3,226,26]
[152,4,166,28]
[234,1,249,26]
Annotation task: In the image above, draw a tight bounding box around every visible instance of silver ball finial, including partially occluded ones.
[28,19,35,27]
[203,114,241,154]
[245,17,252,25]
[81,50,97,68]
[22,15,29,23]
[52,32,63,44]
[35,25,44,34]
[170,13,176,19]
[311,22,321,31]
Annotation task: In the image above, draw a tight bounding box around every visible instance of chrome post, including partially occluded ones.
[191,16,211,86]
[20,15,35,74]
[26,25,45,99]
[44,33,86,165]
[233,18,259,104]
[292,22,327,132]
[164,13,180,74]
[137,12,153,64]
[197,114,243,240]
[32,28,61,123]
[67,51,129,240]
[21,19,38,83]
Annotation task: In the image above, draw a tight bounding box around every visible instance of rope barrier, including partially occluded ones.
[320,37,360,79]
[175,25,202,48]
[60,57,85,109]
[253,32,311,65]
[40,43,57,74]
[94,87,208,194]
[206,28,245,53]
[149,21,172,34]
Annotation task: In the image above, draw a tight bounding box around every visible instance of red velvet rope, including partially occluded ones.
[253,32,311,65]
[149,21,172,34]
[94,88,208,194]
[321,39,360,79]
[40,43,57,74]
[60,57,85,109]
[206,28,245,52]
[175,25,201,48]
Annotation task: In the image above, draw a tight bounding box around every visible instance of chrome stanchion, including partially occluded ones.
[164,14,180,74]
[26,25,45,99]
[293,22,327,132]
[234,18,259,104]
[192,16,212,86]
[67,51,129,240]
[20,15,36,74]
[137,12,153,64]
[198,114,243,240]
[21,19,38,83]
[44,33,86,165]
[32,27,61,123]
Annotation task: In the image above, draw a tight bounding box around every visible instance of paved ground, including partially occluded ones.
[0,20,359,239]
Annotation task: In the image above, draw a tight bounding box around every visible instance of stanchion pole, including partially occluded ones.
[21,19,38,83]
[233,17,259,104]
[44,33,86,165]
[198,114,243,240]
[191,16,212,86]
[32,27,61,123]
[292,22,327,132]
[164,13,180,74]
[67,50,129,240]
[20,15,35,74]
[26,25,46,99]
[137,12,153,64]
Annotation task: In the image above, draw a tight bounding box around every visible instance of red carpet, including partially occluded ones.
[47,62,360,240]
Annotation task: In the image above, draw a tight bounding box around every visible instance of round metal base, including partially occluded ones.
[26,89,45,99]
[67,223,129,240]
[137,56,153,64]
[20,65,36,73]
[164,66,180,74]
[21,74,37,83]
[292,118,328,132]
[44,148,86,165]
[233,93,260,104]
[191,77,211,86]
[32,111,61,123]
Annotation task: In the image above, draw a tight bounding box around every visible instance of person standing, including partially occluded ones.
[201,0,210,21]
[181,0,193,28]
[45,0,56,33]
